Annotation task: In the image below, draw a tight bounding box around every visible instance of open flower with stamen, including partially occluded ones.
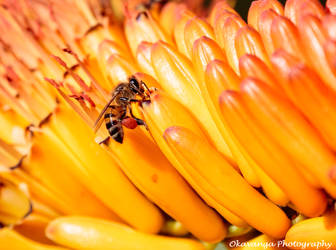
[1,0,336,249]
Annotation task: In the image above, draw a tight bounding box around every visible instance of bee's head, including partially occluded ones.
[129,77,140,93]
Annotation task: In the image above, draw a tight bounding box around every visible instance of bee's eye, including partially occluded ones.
[129,78,139,92]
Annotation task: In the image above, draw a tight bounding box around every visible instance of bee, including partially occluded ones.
[94,76,151,144]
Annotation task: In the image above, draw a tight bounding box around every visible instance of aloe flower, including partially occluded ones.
[0,0,336,249]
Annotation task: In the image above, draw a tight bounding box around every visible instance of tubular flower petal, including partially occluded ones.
[322,14,336,40]
[136,42,157,77]
[324,39,336,76]
[219,89,327,217]
[285,211,336,249]
[133,72,162,90]
[192,36,227,82]
[28,199,59,220]
[142,91,245,229]
[247,0,284,31]
[0,139,25,172]
[103,127,227,241]
[141,91,212,150]
[125,10,171,57]
[253,167,289,207]
[105,54,139,88]
[150,41,233,159]
[271,16,307,63]
[204,60,261,188]
[212,9,241,42]
[205,60,240,91]
[240,78,336,198]
[0,177,32,226]
[327,0,336,14]
[184,17,215,59]
[270,49,301,89]
[235,26,270,67]
[79,24,128,59]
[284,0,325,25]
[164,126,291,239]
[48,105,164,233]
[0,228,68,250]
[159,2,188,38]
[21,130,117,219]
[11,169,79,219]
[13,213,55,244]
[297,14,336,91]
[174,10,197,58]
[97,40,134,89]
[98,40,133,66]
[287,64,336,151]
[0,110,28,145]
[214,14,246,74]
[46,216,205,250]
[208,1,238,27]
[258,9,280,56]
[239,54,281,92]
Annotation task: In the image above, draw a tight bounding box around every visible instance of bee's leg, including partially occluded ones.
[128,98,150,105]
[128,105,148,130]
[134,118,147,127]
[140,81,150,92]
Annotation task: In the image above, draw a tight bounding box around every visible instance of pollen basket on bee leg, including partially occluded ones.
[122,117,138,129]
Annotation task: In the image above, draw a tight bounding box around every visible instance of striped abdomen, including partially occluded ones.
[104,105,126,143]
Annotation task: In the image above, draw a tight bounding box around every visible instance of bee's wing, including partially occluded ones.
[93,92,118,133]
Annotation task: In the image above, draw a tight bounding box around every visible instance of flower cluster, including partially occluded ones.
[0,0,336,249]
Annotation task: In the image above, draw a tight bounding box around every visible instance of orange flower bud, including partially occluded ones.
[235,26,270,68]
[284,0,325,25]
[324,39,336,77]
[159,2,188,38]
[298,14,336,91]
[287,64,336,151]
[247,0,284,31]
[170,127,289,236]
[192,36,227,82]
[322,14,336,40]
[239,54,281,92]
[327,0,336,14]
[151,41,233,159]
[174,10,197,57]
[205,60,240,92]
[270,49,301,88]
[105,54,138,87]
[258,9,279,56]
[271,16,307,63]
[184,17,215,59]
[220,86,327,218]
[285,211,336,249]
[240,77,336,198]
[125,10,171,57]
[214,14,246,74]
[136,41,156,77]
[209,1,238,26]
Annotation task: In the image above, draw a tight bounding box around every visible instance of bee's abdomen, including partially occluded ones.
[105,114,124,143]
